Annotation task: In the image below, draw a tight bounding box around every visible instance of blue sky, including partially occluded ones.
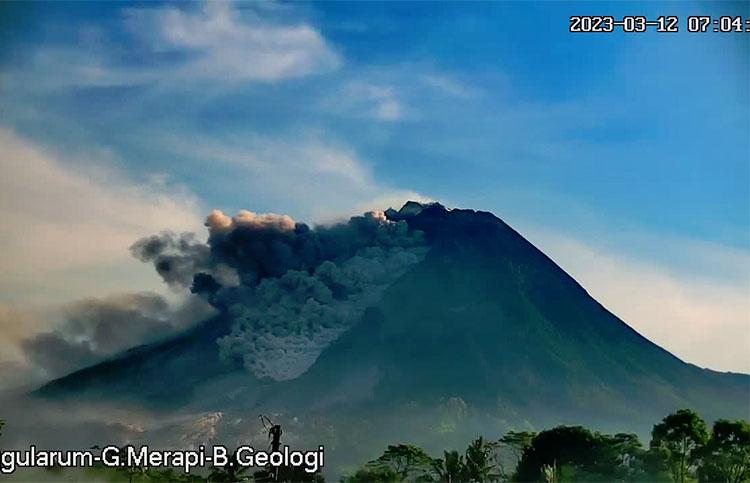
[0,1,748,372]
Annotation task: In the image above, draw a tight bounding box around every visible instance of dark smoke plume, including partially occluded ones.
[22,293,214,378]
[131,208,428,379]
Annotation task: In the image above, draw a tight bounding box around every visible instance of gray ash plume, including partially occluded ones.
[131,208,428,380]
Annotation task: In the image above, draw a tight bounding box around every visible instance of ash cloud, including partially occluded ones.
[21,293,215,378]
[131,208,428,380]
[130,233,212,289]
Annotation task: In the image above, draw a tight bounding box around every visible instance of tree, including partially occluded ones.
[697,419,750,483]
[650,409,709,483]
[600,433,649,481]
[499,431,537,479]
[640,446,673,482]
[369,444,436,481]
[513,425,631,481]
[346,465,401,483]
[464,437,502,482]
[432,450,465,483]
[500,431,536,466]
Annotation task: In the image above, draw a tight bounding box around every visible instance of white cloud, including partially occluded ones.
[0,305,47,364]
[524,227,750,374]
[319,68,483,123]
[4,1,340,91]
[158,131,428,222]
[421,74,477,98]
[0,129,204,306]
[125,1,340,83]
[328,82,405,121]
[373,96,403,121]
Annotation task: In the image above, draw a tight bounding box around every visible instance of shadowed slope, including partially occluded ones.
[36,203,749,430]
[274,204,749,427]
[34,314,241,407]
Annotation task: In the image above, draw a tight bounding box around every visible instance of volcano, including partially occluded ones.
[36,202,749,438]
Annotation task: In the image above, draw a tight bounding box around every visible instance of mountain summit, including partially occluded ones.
[280,203,748,421]
[36,202,749,441]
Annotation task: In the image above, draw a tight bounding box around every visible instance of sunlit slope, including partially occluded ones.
[279,204,749,426]
[37,203,749,429]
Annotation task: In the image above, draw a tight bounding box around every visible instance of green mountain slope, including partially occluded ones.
[36,203,749,434]
[274,204,748,430]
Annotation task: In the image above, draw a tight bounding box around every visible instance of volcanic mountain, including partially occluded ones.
[36,202,749,438]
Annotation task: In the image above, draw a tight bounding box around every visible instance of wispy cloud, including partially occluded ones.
[325,81,405,121]
[124,2,340,83]
[524,227,750,374]
[2,0,743,378]
[156,130,428,222]
[20,293,214,380]
[317,65,487,123]
[6,1,340,90]
[0,129,204,306]
[421,73,478,98]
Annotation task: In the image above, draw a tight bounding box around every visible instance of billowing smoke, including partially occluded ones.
[132,208,428,380]
[21,293,215,378]
[218,245,425,379]
[130,233,213,289]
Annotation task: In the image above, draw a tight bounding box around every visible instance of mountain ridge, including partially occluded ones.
[35,202,749,432]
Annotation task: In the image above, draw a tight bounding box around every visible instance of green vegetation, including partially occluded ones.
[1,410,747,482]
[697,420,750,483]
[651,409,709,483]
[349,444,436,481]
[344,409,749,482]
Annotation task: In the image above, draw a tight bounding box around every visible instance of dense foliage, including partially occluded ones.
[696,419,750,483]
[345,409,749,483]
[0,410,747,481]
